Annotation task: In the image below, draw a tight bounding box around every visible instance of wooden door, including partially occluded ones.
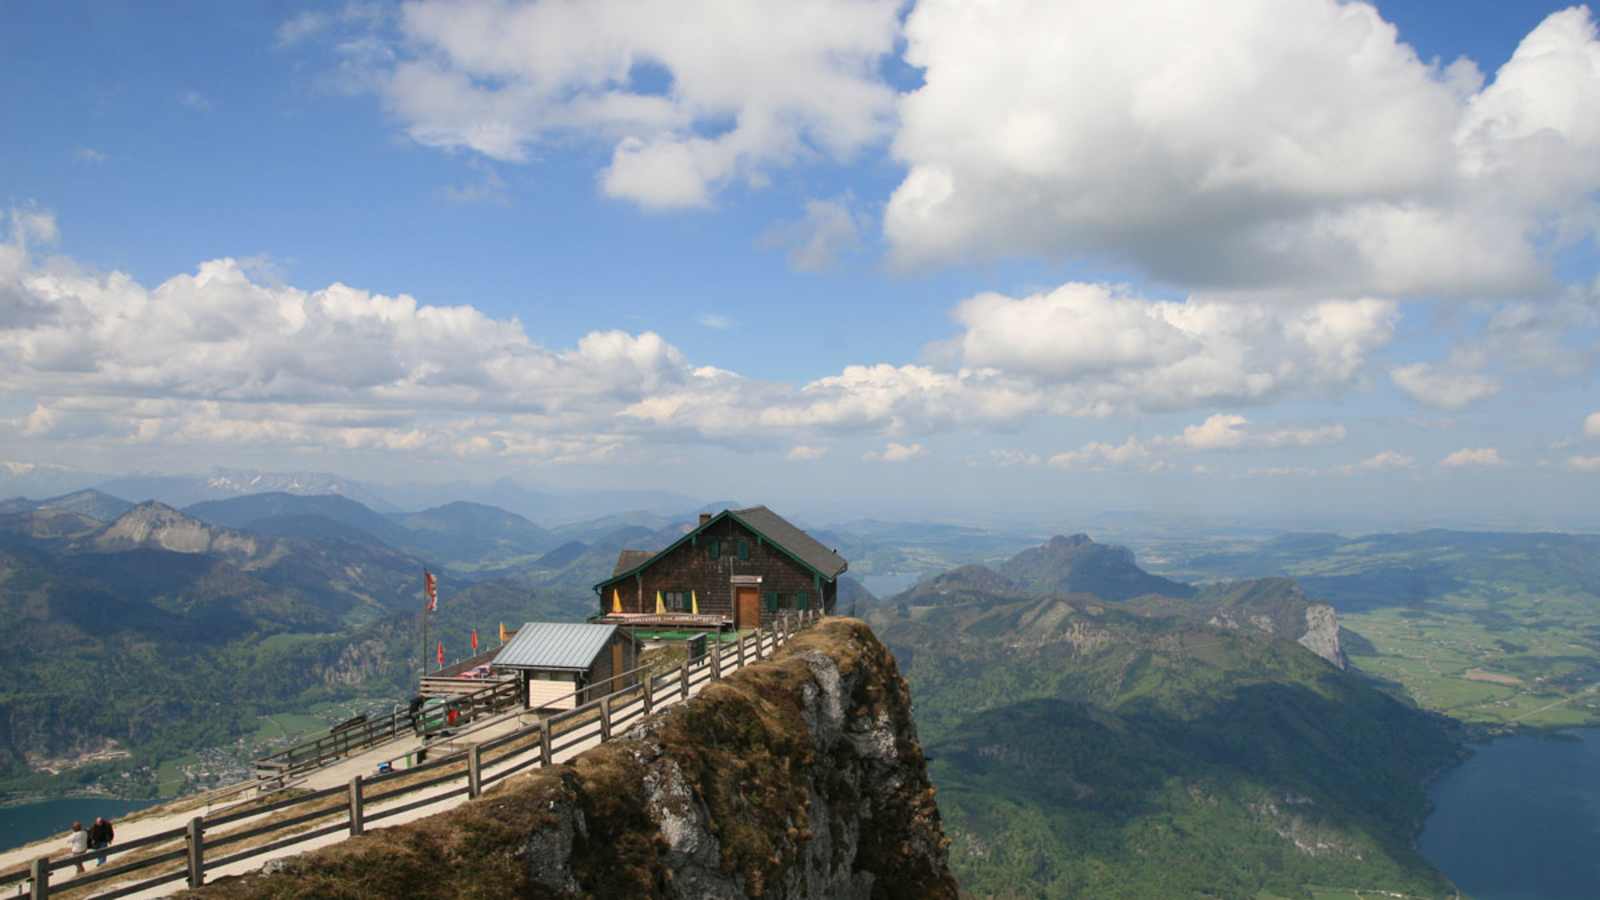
[735,586,760,629]
[611,642,624,690]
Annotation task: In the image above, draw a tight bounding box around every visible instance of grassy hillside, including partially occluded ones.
[870,577,1462,898]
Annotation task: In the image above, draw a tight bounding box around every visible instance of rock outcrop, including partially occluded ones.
[190,619,958,900]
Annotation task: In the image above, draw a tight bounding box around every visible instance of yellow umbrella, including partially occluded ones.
[691,590,699,615]
[612,589,622,614]
[655,590,665,614]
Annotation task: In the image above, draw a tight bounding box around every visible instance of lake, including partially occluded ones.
[0,797,159,854]
[1419,728,1600,900]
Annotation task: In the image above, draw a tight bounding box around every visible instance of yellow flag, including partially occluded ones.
[691,590,699,615]
[655,590,665,614]
[612,589,622,614]
[498,622,507,643]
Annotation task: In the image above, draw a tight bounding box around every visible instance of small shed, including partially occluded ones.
[490,622,639,711]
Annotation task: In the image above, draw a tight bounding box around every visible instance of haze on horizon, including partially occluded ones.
[2,0,1598,531]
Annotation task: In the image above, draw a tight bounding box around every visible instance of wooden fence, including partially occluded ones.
[0,610,822,899]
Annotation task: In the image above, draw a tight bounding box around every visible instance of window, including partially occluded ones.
[763,591,779,612]
[708,539,720,560]
[737,538,750,560]
[795,591,810,611]
[664,591,689,611]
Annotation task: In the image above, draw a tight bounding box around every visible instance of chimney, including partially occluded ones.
[698,513,712,527]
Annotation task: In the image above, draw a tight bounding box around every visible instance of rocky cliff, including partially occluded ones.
[190,619,958,900]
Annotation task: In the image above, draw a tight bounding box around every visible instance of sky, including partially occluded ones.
[1,0,1598,529]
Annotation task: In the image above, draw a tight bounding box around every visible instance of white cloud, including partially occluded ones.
[759,195,863,272]
[949,284,1395,412]
[697,313,734,331]
[1249,466,1320,478]
[73,147,108,164]
[1339,450,1416,474]
[864,441,925,463]
[366,0,901,209]
[1047,437,1150,470]
[786,444,827,461]
[1586,411,1600,437]
[1390,363,1501,410]
[276,3,387,47]
[1441,447,1504,468]
[887,2,1600,301]
[1569,455,1600,472]
[1169,413,1347,451]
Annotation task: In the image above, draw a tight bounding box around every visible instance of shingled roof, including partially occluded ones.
[612,549,652,577]
[595,504,847,590]
[729,505,847,579]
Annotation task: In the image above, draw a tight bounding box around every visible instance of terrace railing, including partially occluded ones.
[0,609,823,900]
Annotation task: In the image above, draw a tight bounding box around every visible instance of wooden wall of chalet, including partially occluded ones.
[605,516,837,624]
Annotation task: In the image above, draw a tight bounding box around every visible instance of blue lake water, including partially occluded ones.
[1419,728,1600,900]
[0,797,159,854]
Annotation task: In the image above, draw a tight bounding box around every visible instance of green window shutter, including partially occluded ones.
[737,539,749,561]
[796,591,810,610]
[708,539,720,560]
[764,591,778,612]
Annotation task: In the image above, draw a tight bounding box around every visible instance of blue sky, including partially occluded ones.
[2,0,1598,529]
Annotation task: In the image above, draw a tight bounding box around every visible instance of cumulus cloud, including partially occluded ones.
[1586,411,1600,437]
[1441,447,1504,468]
[357,0,901,209]
[1171,413,1345,451]
[759,195,864,272]
[786,445,827,461]
[1339,450,1416,474]
[887,2,1600,301]
[1047,437,1150,470]
[949,284,1395,411]
[864,441,925,463]
[1390,363,1501,410]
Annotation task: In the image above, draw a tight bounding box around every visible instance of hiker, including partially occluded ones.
[88,816,115,867]
[67,821,88,874]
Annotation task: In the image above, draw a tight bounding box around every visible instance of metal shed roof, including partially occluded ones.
[492,622,619,671]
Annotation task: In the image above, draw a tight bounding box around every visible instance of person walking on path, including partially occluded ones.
[88,816,114,867]
[67,821,88,874]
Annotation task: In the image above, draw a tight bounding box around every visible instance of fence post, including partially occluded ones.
[186,816,205,889]
[28,857,46,900]
[467,745,482,799]
[599,697,612,742]
[711,642,722,681]
[349,775,365,835]
[539,723,553,766]
[643,674,655,714]
[680,660,690,700]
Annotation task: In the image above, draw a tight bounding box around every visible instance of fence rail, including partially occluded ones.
[0,610,823,900]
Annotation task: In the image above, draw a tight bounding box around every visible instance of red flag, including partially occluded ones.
[423,570,438,612]
[471,629,479,652]
[436,640,444,668]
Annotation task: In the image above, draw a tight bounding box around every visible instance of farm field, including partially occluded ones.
[1157,530,1600,731]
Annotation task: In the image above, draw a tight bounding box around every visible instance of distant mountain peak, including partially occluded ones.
[1001,533,1195,601]
[1048,533,1096,547]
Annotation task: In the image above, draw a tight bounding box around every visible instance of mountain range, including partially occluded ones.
[868,534,1458,897]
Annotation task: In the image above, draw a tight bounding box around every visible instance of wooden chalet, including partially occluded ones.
[593,505,847,630]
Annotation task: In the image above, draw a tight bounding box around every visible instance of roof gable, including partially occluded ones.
[593,505,847,592]
[729,505,847,579]
[613,549,652,577]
